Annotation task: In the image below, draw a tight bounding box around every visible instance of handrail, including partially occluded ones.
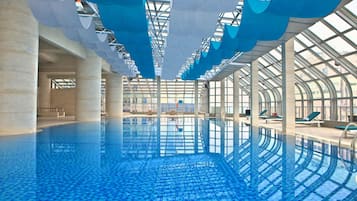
[338,122,357,173]
[341,122,357,138]
[38,107,64,113]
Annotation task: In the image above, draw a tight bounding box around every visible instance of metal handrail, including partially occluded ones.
[338,122,357,173]
[341,122,357,139]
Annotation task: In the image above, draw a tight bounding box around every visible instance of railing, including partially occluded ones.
[338,122,357,173]
[38,107,66,118]
[39,107,64,112]
[124,103,195,114]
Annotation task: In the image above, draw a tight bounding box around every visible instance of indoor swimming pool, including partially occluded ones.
[0,117,356,200]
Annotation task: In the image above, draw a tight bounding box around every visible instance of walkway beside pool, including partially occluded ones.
[36,115,356,149]
[238,117,356,148]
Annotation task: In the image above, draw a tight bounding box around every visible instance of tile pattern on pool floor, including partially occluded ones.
[0,117,356,200]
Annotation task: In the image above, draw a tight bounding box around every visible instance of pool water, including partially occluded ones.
[0,117,356,200]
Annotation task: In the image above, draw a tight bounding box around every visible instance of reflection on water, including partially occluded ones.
[0,117,356,200]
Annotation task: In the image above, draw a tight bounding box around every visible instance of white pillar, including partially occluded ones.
[106,74,123,117]
[194,80,199,117]
[220,79,225,119]
[200,82,210,117]
[38,72,51,109]
[233,71,240,122]
[282,38,296,134]
[250,60,259,126]
[157,76,161,117]
[76,51,102,121]
[206,82,210,117]
[282,135,296,199]
[0,0,39,135]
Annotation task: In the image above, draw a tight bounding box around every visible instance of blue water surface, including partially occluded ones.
[0,117,356,200]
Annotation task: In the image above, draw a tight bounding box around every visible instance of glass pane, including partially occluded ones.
[267,66,280,75]
[295,86,302,100]
[267,79,279,87]
[258,57,270,66]
[309,22,335,40]
[296,70,311,81]
[324,13,351,32]
[326,37,355,54]
[346,75,357,96]
[337,99,350,121]
[311,46,330,60]
[345,54,357,67]
[324,100,331,120]
[269,49,281,60]
[259,71,268,79]
[317,80,330,99]
[300,49,322,64]
[307,81,322,99]
[296,34,314,47]
[331,77,350,97]
[315,63,337,76]
[294,40,305,52]
[328,61,349,74]
[345,0,357,14]
[345,30,357,45]
[267,90,275,102]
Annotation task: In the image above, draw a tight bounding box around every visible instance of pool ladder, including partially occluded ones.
[338,123,357,173]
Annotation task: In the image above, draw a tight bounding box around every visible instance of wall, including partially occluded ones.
[51,88,76,116]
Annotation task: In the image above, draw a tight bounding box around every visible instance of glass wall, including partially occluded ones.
[229,1,356,122]
[123,78,202,114]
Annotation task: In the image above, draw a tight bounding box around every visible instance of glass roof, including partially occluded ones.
[78,0,355,82]
[228,0,356,121]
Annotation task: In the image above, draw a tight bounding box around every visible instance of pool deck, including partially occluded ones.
[37,115,356,148]
[37,116,77,131]
[236,117,356,148]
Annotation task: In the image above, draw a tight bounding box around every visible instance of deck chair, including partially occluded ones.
[335,125,357,130]
[295,112,323,127]
[335,123,357,138]
[259,109,268,118]
[266,112,323,127]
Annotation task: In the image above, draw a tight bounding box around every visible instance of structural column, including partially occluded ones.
[250,60,259,126]
[106,74,123,117]
[219,79,225,119]
[282,38,296,134]
[206,82,210,117]
[38,72,51,109]
[233,70,240,122]
[0,0,39,135]
[201,81,210,117]
[282,135,296,199]
[157,76,161,117]
[76,51,102,121]
[194,80,199,117]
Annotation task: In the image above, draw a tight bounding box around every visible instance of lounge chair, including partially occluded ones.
[335,125,357,130]
[295,112,323,127]
[266,112,323,127]
[246,109,268,120]
[259,109,268,118]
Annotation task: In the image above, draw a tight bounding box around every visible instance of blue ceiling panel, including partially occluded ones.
[182,0,341,80]
[91,0,155,78]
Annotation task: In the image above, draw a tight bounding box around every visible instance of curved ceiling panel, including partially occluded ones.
[91,0,156,78]
[161,0,237,80]
[248,0,341,18]
[27,0,133,76]
[182,0,341,80]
